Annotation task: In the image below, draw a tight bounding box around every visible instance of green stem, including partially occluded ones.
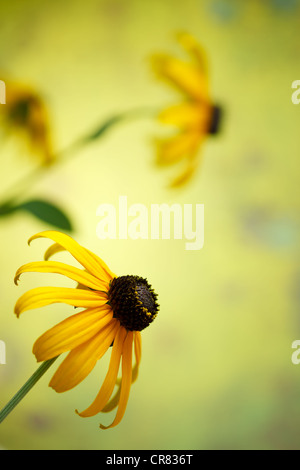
[0,106,157,208]
[0,356,58,424]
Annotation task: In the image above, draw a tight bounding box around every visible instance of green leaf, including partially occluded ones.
[19,199,73,231]
[0,202,16,216]
[0,198,73,231]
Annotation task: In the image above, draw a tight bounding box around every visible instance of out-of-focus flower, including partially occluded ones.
[151,33,222,187]
[0,80,54,165]
[14,231,159,429]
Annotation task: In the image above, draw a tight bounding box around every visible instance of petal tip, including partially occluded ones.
[49,382,62,393]
[14,303,20,317]
[27,234,35,245]
[32,347,44,363]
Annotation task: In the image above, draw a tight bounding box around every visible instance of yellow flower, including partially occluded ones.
[0,80,54,165]
[151,33,222,187]
[14,231,159,429]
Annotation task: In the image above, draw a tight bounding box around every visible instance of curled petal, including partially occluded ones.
[44,243,67,261]
[102,331,141,413]
[14,261,109,291]
[100,331,133,429]
[28,231,116,282]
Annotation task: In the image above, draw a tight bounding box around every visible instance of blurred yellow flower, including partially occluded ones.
[0,80,54,165]
[14,231,159,429]
[151,33,222,187]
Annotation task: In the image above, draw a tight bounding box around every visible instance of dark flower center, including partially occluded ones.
[208,105,222,135]
[108,275,159,331]
[9,96,39,125]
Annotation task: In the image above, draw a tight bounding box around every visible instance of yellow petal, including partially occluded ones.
[159,102,210,131]
[100,331,133,429]
[28,231,115,282]
[14,261,109,291]
[157,131,202,165]
[3,81,54,165]
[76,326,127,417]
[49,319,119,392]
[33,306,113,361]
[86,247,117,281]
[133,331,142,379]
[151,53,209,102]
[102,331,141,413]
[170,153,201,187]
[44,243,66,261]
[176,32,209,76]
[14,286,108,317]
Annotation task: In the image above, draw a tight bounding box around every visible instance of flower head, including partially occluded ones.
[14,231,159,429]
[0,80,54,165]
[151,33,222,187]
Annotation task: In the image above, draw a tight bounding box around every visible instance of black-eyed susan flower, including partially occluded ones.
[151,32,222,187]
[0,80,54,165]
[14,231,159,429]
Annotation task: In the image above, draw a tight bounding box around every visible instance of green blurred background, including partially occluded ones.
[1,0,300,450]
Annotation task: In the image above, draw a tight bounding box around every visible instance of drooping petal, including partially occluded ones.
[43,241,117,282]
[14,286,108,317]
[33,306,113,361]
[151,53,209,102]
[156,131,202,165]
[49,319,119,392]
[102,331,141,413]
[28,231,116,282]
[14,261,109,291]
[170,152,201,187]
[100,331,133,429]
[133,331,142,382]
[76,326,127,417]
